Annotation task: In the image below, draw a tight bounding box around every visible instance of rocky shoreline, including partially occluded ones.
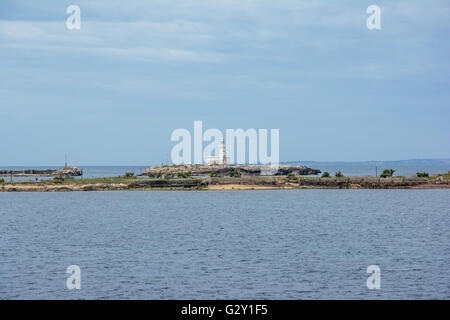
[140,164,321,177]
[1,175,449,192]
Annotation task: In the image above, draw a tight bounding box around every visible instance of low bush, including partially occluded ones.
[335,171,344,178]
[286,172,296,179]
[416,172,429,178]
[124,172,135,178]
[210,171,221,178]
[228,169,241,177]
[53,176,65,183]
[380,169,395,178]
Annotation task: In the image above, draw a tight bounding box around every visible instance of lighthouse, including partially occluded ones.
[206,141,230,165]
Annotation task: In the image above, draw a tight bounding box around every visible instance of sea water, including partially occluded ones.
[1,189,449,299]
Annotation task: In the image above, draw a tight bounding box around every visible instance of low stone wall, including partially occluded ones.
[209,177,279,186]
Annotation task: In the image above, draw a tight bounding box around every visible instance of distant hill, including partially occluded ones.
[282,159,450,167]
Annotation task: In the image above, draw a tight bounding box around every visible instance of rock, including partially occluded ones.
[55,166,83,177]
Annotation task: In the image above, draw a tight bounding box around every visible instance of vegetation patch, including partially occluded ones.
[380,169,395,178]
[416,172,429,178]
[209,171,221,178]
[335,171,344,178]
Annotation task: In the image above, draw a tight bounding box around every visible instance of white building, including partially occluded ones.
[206,141,230,165]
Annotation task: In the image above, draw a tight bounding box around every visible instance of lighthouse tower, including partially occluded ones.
[219,142,226,164]
[206,140,230,165]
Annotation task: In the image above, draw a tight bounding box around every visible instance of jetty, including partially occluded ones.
[0,166,83,177]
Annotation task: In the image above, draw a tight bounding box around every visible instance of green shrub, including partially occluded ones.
[321,172,330,178]
[156,171,163,178]
[286,172,296,179]
[380,169,395,178]
[335,171,344,178]
[124,172,135,178]
[0,178,4,183]
[228,169,241,177]
[53,176,65,183]
[416,172,429,178]
[210,171,221,178]
[164,173,174,179]
[147,173,155,178]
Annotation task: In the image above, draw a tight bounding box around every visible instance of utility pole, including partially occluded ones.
[65,154,67,168]
[375,166,378,177]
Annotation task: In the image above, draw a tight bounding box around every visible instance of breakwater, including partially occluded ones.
[0,166,82,177]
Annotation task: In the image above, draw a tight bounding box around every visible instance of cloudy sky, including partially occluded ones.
[1,0,449,165]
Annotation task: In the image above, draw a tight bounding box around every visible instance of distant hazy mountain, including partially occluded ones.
[283,159,450,167]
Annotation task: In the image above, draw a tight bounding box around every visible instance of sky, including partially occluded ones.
[0,0,449,166]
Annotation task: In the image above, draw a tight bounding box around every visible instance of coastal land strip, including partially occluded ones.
[2,175,449,192]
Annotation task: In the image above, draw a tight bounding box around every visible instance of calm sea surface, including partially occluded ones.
[1,190,449,299]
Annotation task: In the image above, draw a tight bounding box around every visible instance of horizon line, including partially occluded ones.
[1,158,450,167]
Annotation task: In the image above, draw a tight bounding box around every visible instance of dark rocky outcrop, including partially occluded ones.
[128,179,207,189]
[0,166,83,177]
